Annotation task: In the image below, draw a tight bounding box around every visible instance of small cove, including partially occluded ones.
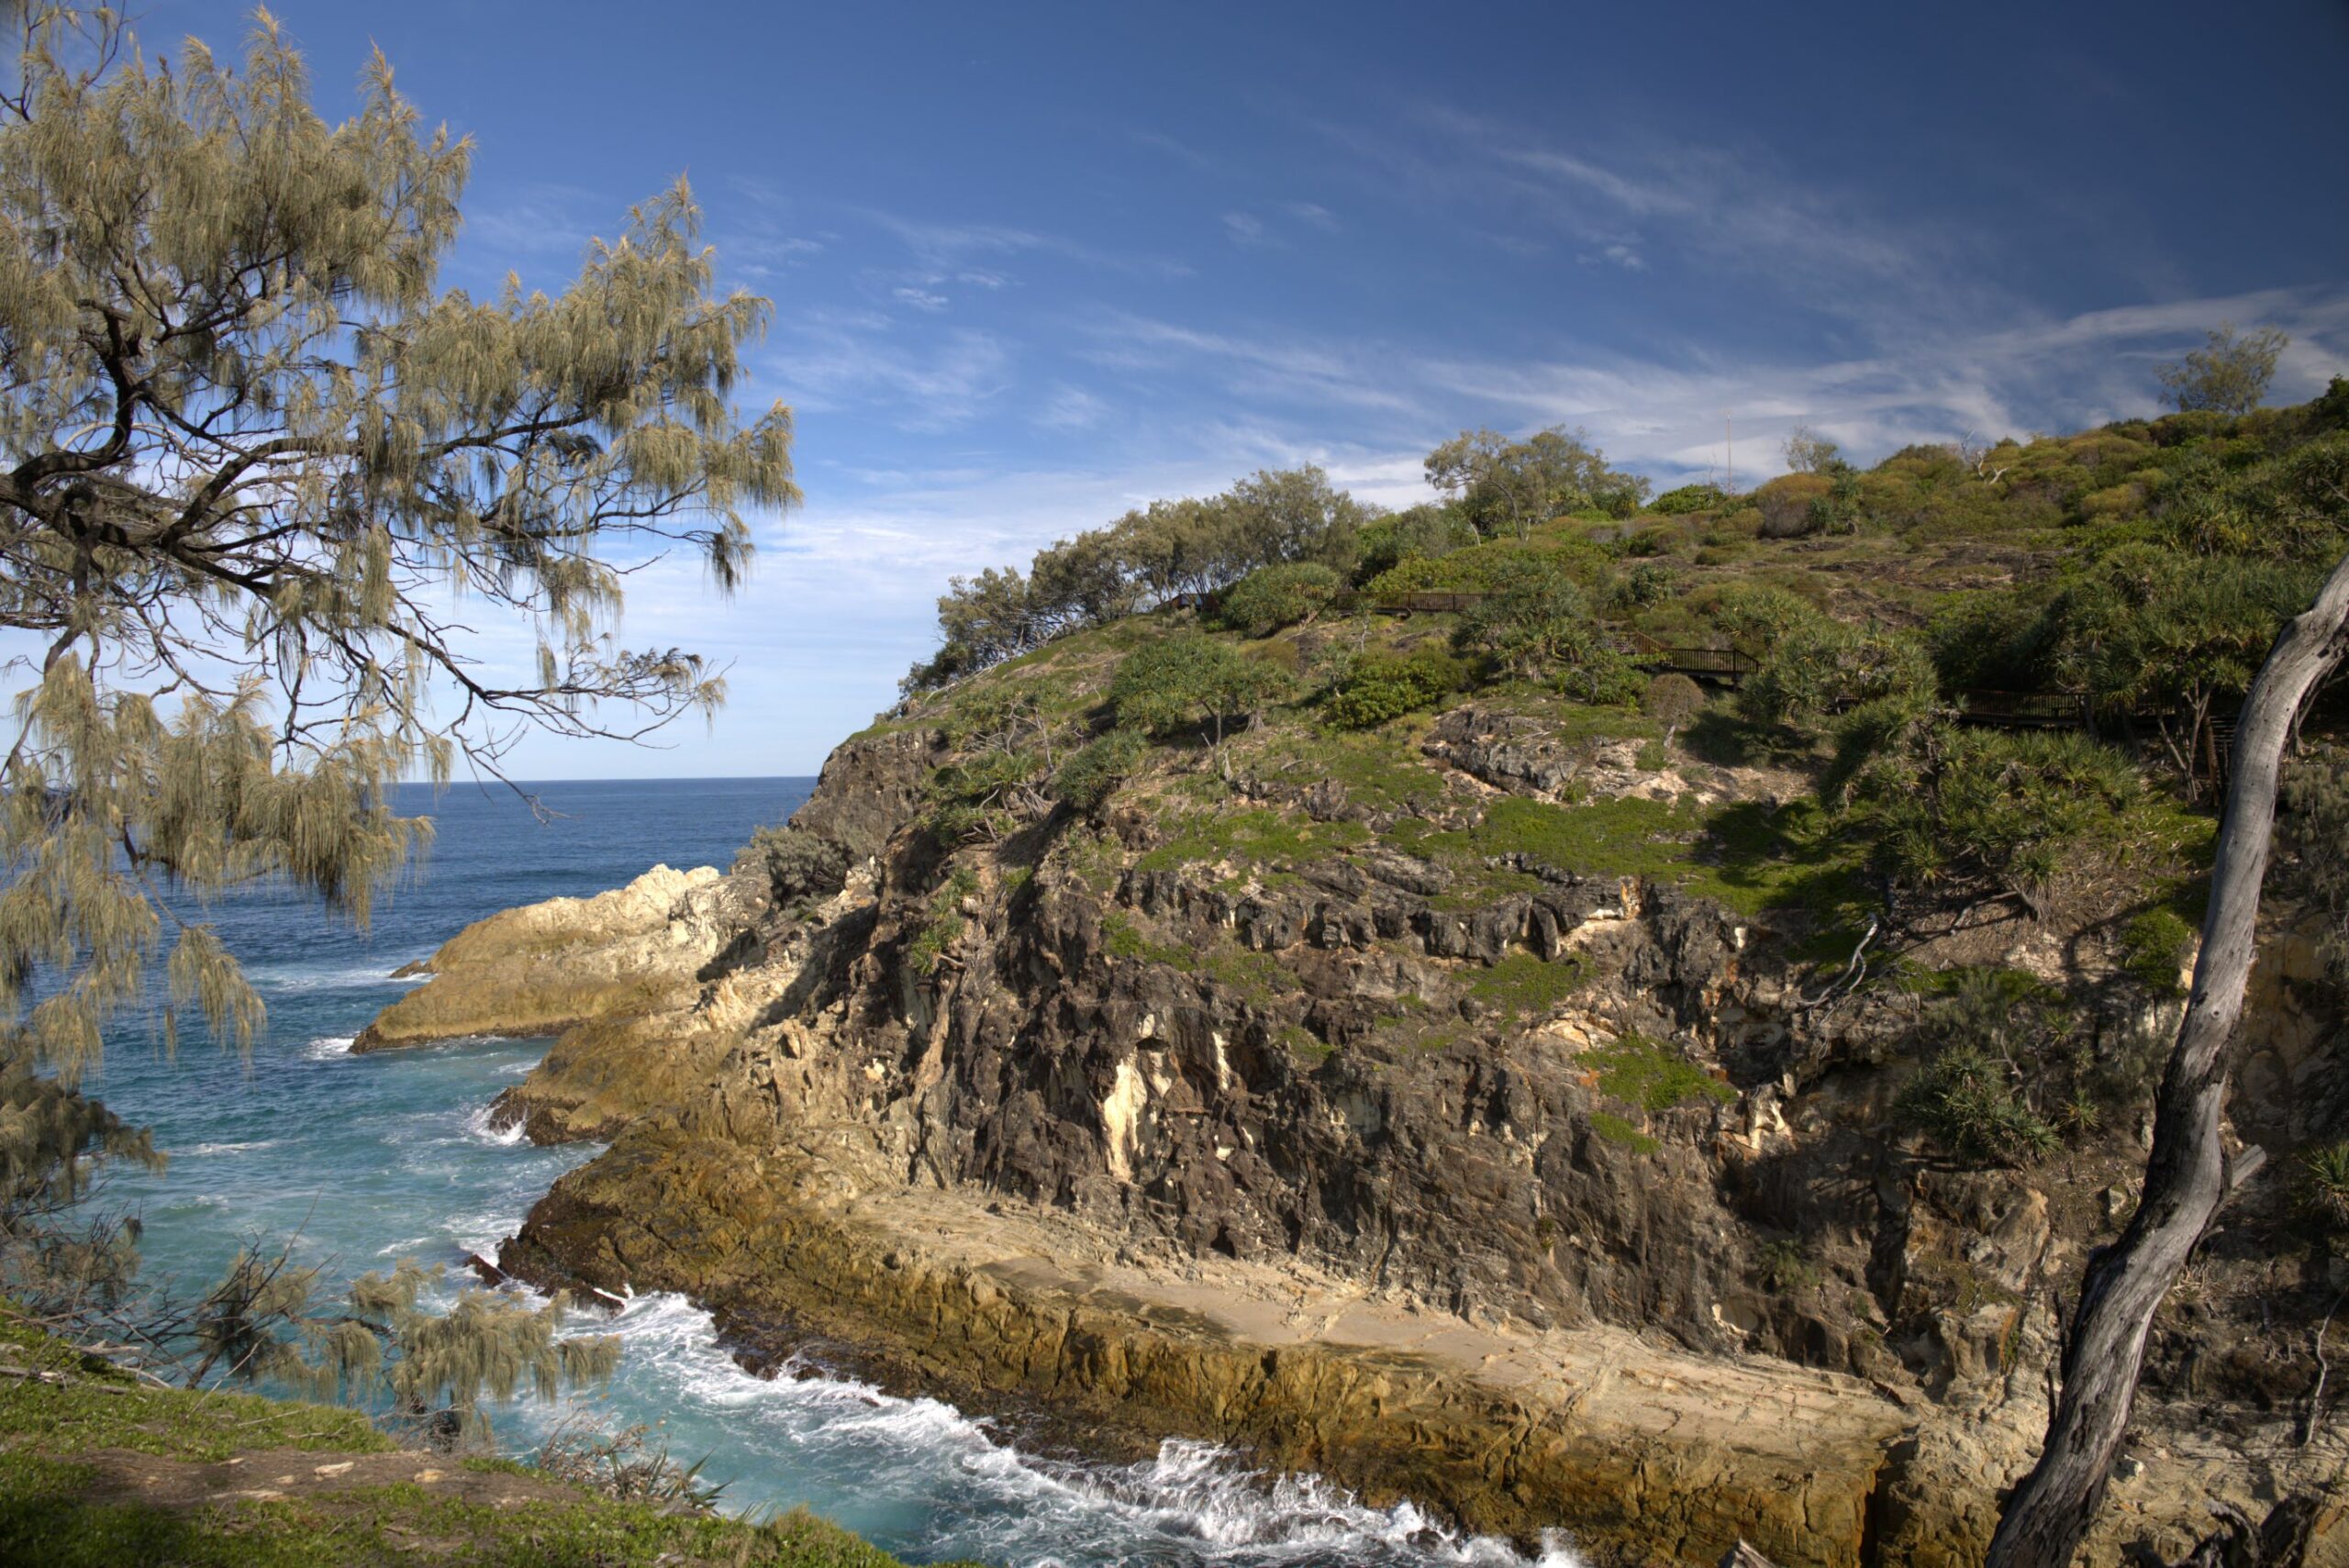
[74,776,1575,1568]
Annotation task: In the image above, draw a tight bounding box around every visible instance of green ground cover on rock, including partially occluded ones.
[0,1459,931,1568]
[1418,795,1870,921]
[1133,806,1372,876]
[0,1312,953,1568]
[1586,1035,1739,1113]
[0,1314,390,1461]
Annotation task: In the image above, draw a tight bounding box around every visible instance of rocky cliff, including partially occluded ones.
[368,614,2349,1567]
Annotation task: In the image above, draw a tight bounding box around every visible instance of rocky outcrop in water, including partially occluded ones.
[354,864,763,1053]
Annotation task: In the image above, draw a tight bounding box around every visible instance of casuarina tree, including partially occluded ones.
[0,3,791,1406]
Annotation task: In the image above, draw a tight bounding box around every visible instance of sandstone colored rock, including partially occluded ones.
[353,864,758,1052]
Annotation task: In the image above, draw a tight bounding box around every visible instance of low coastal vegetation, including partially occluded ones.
[0,1308,946,1567]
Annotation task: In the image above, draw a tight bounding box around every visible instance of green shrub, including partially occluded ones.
[2281,744,2349,982]
[1649,483,1729,516]
[1889,969,2147,1165]
[1217,562,1342,637]
[1554,646,1645,706]
[1844,726,2145,901]
[1452,554,1602,680]
[1109,632,1294,742]
[1323,646,1469,728]
[1052,728,1148,814]
[1759,1238,1821,1293]
[2299,1141,2349,1231]
[1754,472,1835,539]
[1897,1044,2059,1165]
[1738,620,1935,731]
[1925,591,2059,693]
[2119,907,2194,994]
[1642,673,1704,738]
[1363,537,1608,598]
[1705,582,1820,650]
[923,748,1045,846]
[732,827,851,908]
[1618,560,1680,606]
[907,868,981,976]
[1353,504,1476,584]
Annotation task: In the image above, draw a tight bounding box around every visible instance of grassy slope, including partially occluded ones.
[0,1312,965,1568]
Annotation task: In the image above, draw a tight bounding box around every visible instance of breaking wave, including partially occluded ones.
[462,1104,528,1147]
[566,1291,1582,1568]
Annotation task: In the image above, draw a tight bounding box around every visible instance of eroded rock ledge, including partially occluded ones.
[498,1123,1909,1564]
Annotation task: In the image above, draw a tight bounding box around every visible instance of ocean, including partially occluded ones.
[73,776,1575,1568]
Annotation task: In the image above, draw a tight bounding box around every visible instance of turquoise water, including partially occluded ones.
[75,778,1573,1568]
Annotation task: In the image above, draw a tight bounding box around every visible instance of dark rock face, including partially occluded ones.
[1426,706,1590,795]
[557,730,1848,1369]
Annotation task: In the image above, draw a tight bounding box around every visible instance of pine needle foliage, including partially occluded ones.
[0,5,796,1111]
[189,1248,618,1442]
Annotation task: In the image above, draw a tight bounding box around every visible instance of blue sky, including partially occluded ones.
[147,0,2349,777]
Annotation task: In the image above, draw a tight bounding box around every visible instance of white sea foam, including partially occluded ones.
[180,1140,282,1156]
[589,1291,1581,1567]
[445,1211,524,1256]
[302,1035,355,1061]
[250,962,429,994]
[462,1104,528,1147]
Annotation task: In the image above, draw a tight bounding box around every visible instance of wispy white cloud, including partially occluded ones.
[761,309,1012,429]
[1421,284,2349,479]
[1221,210,1273,247]
[1130,128,1218,173]
[460,182,607,264]
[1319,105,1991,331]
[1219,203,1341,249]
[1076,312,1427,416]
[1034,384,1107,430]
[1059,285,2349,491]
[857,207,1191,281]
[892,286,950,312]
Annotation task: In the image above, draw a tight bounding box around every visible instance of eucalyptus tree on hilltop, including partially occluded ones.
[1424,426,1649,538]
[2158,323,2289,417]
[0,2,793,1392]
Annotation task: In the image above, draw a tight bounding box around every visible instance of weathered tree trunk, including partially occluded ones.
[1987,547,2349,1567]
